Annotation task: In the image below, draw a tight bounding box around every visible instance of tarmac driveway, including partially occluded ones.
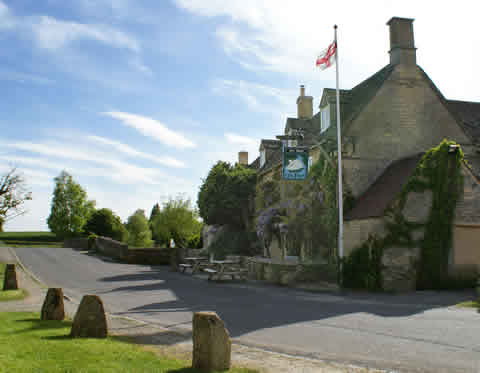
[14,246,480,373]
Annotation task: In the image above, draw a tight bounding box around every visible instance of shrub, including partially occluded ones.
[342,235,383,291]
[84,208,127,242]
[87,233,97,250]
[208,226,259,259]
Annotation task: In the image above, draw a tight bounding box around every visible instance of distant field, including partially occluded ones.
[0,232,62,248]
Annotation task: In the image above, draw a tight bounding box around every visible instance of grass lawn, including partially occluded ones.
[0,311,256,373]
[0,232,63,248]
[0,263,27,302]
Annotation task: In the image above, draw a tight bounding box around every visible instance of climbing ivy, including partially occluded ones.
[342,140,465,291]
[413,140,464,289]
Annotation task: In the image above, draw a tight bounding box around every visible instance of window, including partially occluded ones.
[320,105,330,133]
[260,149,266,168]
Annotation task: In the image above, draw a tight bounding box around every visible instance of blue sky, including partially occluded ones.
[2,0,479,231]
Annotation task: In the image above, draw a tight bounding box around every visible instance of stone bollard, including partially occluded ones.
[70,295,108,338]
[41,288,65,321]
[2,264,18,291]
[192,311,231,372]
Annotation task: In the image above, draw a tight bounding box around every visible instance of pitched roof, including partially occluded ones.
[249,156,260,170]
[345,154,423,220]
[260,139,282,149]
[446,100,480,142]
[259,147,283,174]
[341,64,396,129]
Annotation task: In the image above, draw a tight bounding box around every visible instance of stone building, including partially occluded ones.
[243,17,480,283]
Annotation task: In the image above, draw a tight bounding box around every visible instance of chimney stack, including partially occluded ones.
[387,17,416,67]
[296,85,313,119]
[238,151,248,166]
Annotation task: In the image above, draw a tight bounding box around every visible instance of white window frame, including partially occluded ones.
[320,105,330,133]
[260,149,266,168]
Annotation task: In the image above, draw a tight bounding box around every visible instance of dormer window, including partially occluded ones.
[260,149,266,168]
[320,105,330,133]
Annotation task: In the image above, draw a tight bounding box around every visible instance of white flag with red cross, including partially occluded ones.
[315,41,336,70]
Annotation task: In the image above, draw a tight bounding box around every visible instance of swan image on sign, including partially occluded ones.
[286,158,305,172]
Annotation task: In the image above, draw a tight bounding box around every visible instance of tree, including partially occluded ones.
[149,203,161,223]
[0,167,32,228]
[151,196,202,248]
[47,171,96,238]
[126,209,153,247]
[197,161,256,229]
[84,208,128,242]
[149,203,161,243]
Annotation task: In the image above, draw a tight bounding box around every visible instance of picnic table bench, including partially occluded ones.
[205,260,248,281]
[179,257,209,274]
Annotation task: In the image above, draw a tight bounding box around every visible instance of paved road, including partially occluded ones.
[14,247,480,373]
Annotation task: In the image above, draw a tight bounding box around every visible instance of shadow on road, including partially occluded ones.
[98,266,476,339]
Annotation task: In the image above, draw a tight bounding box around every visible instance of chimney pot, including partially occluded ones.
[238,151,248,166]
[296,85,313,119]
[387,17,416,67]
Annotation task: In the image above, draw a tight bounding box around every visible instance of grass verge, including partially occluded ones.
[0,311,256,373]
[0,232,62,248]
[0,263,27,302]
[456,300,480,309]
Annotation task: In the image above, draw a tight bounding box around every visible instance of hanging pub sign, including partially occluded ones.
[282,146,309,180]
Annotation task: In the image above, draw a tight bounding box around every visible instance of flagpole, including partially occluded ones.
[334,25,344,266]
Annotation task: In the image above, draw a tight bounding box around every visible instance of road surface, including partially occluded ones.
[14,246,480,373]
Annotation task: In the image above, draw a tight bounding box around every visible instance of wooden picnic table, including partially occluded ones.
[204,259,248,281]
[179,257,209,274]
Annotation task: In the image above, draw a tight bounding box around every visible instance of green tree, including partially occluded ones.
[126,209,153,247]
[84,208,128,242]
[149,203,161,223]
[197,161,256,229]
[0,167,32,227]
[149,203,161,243]
[47,171,95,238]
[151,197,202,248]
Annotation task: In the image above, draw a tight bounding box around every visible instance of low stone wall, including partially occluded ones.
[125,248,170,265]
[64,238,88,250]
[95,236,128,260]
[248,257,338,286]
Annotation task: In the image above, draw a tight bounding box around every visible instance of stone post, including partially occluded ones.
[2,264,18,291]
[70,295,108,338]
[192,311,231,372]
[41,288,65,321]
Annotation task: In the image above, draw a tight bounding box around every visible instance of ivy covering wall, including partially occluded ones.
[342,140,466,291]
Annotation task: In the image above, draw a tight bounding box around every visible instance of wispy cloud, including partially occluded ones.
[103,111,196,149]
[87,135,185,168]
[212,79,297,118]
[28,16,140,51]
[0,69,54,85]
[0,140,171,186]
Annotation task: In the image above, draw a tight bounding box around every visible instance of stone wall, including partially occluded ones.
[343,218,385,257]
[344,65,472,199]
[455,166,480,224]
[64,238,88,250]
[453,224,480,271]
[381,246,420,292]
[95,236,128,260]
[125,248,170,265]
